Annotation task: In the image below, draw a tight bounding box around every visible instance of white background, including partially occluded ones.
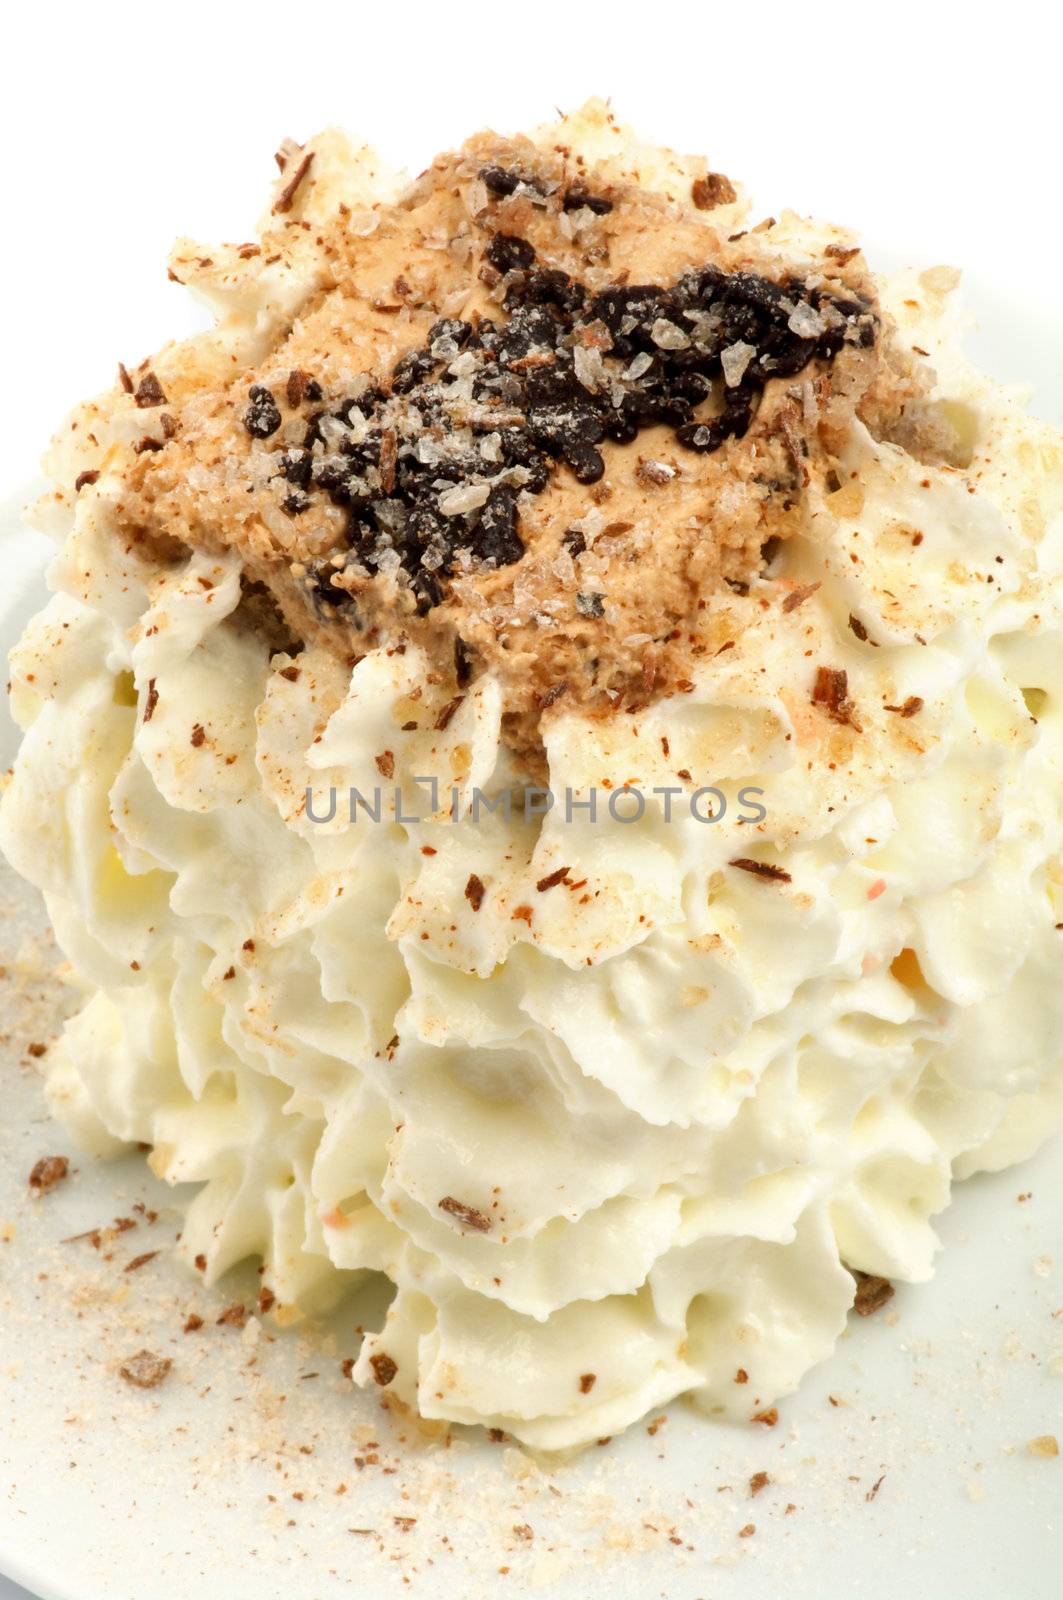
[0,4,1060,1596]
[1,0,1061,481]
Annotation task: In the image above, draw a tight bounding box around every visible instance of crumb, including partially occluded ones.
[438,1196,491,1233]
[852,1271,895,1316]
[369,1352,398,1387]
[28,1155,69,1195]
[119,1350,172,1389]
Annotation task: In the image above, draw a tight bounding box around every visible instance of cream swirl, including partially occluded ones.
[4,113,1063,1449]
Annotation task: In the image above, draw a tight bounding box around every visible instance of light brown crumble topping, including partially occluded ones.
[74,124,957,763]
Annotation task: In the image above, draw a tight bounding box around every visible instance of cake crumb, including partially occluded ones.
[28,1155,69,1195]
[119,1350,172,1389]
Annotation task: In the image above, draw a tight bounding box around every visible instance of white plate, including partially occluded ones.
[0,271,1061,1600]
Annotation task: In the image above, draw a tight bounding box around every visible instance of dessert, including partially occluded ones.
[4,102,1063,1449]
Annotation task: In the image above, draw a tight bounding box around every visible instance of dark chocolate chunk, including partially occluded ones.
[563,440,605,484]
[479,165,522,197]
[563,186,613,215]
[485,233,537,274]
[277,448,312,487]
[244,385,282,438]
[256,221,876,619]
[474,485,524,566]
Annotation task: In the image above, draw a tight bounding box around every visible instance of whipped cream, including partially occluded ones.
[4,107,1063,1448]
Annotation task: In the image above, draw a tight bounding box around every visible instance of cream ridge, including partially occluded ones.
[4,103,1063,1448]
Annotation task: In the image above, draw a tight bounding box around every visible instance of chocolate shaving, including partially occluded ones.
[729,857,792,884]
[124,1251,159,1273]
[781,582,820,613]
[464,873,485,912]
[885,696,924,718]
[454,637,474,686]
[579,1372,597,1394]
[273,151,314,215]
[434,696,464,731]
[812,665,860,728]
[143,679,159,722]
[74,469,99,492]
[378,427,397,495]
[438,1196,491,1232]
[536,866,570,892]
